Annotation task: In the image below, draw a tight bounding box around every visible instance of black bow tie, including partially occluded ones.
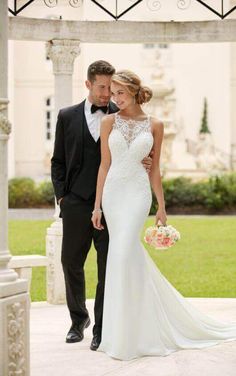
[91,104,108,114]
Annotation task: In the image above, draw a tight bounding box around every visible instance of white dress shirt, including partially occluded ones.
[84,98,108,142]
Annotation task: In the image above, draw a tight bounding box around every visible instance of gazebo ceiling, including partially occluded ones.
[8,17,236,43]
[8,0,236,20]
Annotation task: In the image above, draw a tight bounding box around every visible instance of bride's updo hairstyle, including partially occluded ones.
[111,70,153,105]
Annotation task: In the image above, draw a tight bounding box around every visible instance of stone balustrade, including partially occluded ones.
[9,255,48,292]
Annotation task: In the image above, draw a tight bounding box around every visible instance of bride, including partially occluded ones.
[91,69,236,361]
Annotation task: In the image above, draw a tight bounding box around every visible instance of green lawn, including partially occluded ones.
[9,216,236,301]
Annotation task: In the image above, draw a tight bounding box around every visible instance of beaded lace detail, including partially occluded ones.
[113,113,151,148]
[104,111,154,204]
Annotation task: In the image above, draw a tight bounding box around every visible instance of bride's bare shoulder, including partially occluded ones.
[101,113,116,134]
[102,113,116,124]
[150,116,164,135]
[101,113,116,130]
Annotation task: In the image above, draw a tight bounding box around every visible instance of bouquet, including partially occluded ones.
[144,224,180,250]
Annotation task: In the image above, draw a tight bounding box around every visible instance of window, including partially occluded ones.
[143,43,155,49]
[158,43,169,49]
[143,43,169,50]
[45,96,54,141]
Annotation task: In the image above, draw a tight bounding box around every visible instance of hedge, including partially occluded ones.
[8,178,54,208]
[8,173,236,213]
[151,174,236,214]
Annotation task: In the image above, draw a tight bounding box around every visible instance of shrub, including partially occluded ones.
[149,173,236,214]
[163,177,194,208]
[8,173,236,212]
[9,177,39,208]
[8,178,54,208]
[37,181,54,206]
[204,174,236,210]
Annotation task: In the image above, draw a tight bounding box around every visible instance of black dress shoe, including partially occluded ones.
[90,334,101,351]
[66,317,91,343]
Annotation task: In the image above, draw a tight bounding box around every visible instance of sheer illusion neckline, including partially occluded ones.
[113,112,152,148]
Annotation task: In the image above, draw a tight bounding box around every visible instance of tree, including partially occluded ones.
[200,97,211,134]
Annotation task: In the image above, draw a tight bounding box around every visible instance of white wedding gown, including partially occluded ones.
[98,113,236,360]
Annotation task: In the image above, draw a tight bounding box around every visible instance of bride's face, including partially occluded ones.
[111,82,134,110]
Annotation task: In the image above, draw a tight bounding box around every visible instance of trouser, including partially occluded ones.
[60,192,109,336]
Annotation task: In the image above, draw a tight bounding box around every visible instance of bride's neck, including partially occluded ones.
[119,104,143,118]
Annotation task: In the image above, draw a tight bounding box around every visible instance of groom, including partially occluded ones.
[51,60,151,351]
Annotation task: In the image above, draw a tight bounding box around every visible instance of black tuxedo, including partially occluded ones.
[51,99,118,337]
[51,99,118,205]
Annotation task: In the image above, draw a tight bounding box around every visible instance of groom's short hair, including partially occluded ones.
[87,60,115,82]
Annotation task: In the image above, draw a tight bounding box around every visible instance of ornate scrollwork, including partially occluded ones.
[0,113,11,135]
[46,40,81,75]
[44,0,58,7]
[69,0,83,7]
[146,0,161,11]
[7,302,26,376]
[8,0,235,19]
[177,0,191,10]
[0,99,11,135]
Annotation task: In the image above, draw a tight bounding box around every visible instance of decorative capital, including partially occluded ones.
[46,39,81,75]
[0,98,11,135]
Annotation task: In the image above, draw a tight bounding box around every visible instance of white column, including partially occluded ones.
[46,39,80,304]
[230,42,236,170]
[0,1,30,375]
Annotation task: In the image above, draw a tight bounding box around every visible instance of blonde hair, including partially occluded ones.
[111,70,153,105]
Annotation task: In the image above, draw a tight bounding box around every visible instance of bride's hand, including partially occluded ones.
[91,209,104,230]
[155,208,167,226]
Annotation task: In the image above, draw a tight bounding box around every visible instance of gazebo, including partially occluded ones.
[1,1,236,374]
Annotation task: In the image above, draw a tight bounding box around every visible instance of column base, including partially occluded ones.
[0,267,18,284]
[0,282,30,376]
[0,278,28,299]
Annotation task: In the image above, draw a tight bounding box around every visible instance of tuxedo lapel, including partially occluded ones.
[65,100,85,189]
[73,100,85,146]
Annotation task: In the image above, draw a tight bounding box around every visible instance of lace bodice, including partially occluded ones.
[107,112,153,165]
[113,113,151,148]
[103,112,154,202]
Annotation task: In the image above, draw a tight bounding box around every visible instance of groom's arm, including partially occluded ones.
[51,110,66,203]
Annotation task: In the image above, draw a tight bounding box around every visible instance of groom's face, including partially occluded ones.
[86,74,112,107]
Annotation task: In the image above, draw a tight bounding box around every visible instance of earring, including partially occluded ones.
[133,96,136,104]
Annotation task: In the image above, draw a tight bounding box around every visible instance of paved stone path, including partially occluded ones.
[8,209,236,221]
[30,298,236,376]
[8,208,54,220]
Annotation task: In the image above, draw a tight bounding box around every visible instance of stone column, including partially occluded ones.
[230,42,236,170]
[46,40,80,304]
[0,1,30,374]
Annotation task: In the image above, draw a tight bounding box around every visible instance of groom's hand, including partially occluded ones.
[142,151,153,173]
[58,197,63,206]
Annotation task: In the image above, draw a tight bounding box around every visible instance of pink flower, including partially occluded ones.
[144,224,180,250]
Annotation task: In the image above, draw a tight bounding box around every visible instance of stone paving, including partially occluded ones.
[8,209,236,221]
[9,210,236,374]
[8,208,54,220]
[30,298,236,376]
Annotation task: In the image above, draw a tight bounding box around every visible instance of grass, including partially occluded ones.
[8,216,236,301]
[9,220,52,301]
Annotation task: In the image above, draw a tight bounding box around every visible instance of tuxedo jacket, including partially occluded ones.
[51,99,118,203]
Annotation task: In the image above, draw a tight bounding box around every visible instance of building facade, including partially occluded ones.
[7,0,236,179]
